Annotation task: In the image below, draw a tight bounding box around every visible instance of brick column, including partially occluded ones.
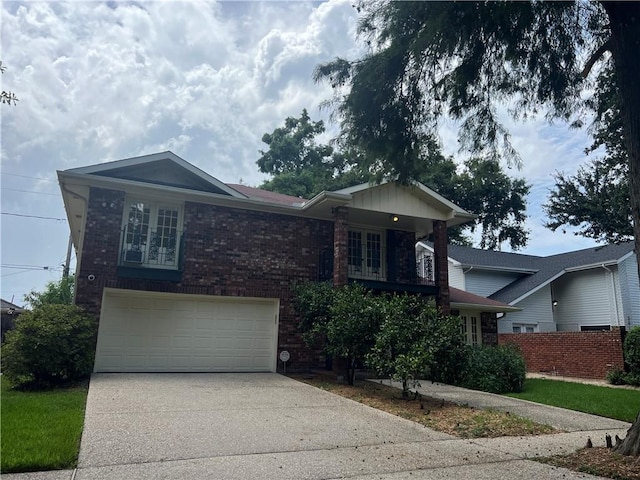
[333,207,349,287]
[432,220,450,315]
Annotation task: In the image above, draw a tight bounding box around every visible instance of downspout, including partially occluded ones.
[602,264,621,327]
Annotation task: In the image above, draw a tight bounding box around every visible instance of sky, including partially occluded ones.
[1,0,604,305]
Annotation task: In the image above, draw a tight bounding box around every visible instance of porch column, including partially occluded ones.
[433,220,450,315]
[333,206,349,287]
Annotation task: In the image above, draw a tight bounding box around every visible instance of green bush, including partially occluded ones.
[366,294,464,396]
[624,326,640,374]
[1,305,97,389]
[607,367,627,385]
[457,344,526,394]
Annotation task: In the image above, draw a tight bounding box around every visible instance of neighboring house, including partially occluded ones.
[58,151,487,373]
[1,299,25,342]
[416,241,639,334]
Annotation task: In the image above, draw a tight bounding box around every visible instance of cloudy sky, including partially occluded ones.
[1,0,602,305]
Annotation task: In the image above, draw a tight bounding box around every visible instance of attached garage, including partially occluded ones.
[94,289,279,373]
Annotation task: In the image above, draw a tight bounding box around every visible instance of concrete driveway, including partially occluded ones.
[69,373,620,479]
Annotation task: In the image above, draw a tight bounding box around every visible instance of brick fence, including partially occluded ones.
[498,329,625,380]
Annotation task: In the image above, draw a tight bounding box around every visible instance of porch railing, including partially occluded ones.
[120,229,184,269]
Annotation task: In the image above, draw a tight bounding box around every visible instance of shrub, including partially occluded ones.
[292,281,334,348]
[457,344,526,394]
[366,295,464,396]
[607,367,627,385]
[1,305,97,389]
[624,326,640,374]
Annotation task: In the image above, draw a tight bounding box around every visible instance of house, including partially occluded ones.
[1,299,25,342]
[416,241,639,334]
[58,151,492,374]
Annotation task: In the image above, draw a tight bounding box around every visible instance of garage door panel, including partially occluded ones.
[95,291,278,373]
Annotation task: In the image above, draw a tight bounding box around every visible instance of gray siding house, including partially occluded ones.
[416,241,639,334]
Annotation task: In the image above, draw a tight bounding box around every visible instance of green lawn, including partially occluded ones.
[1,377,89,473]
[506,378,640,423]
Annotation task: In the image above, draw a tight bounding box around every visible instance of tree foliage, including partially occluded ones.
[365,294,464,396]
[0,61,18,106]
[23,275,75,309]
[260,110,530,250]
[544,65,632,243]
[315,0,640,281]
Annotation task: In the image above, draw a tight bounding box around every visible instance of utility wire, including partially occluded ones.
[2,172,58,183]
[1,212,66,221]
[2,187,60,196]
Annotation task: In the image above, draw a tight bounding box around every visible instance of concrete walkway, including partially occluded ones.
[4,373,632,480]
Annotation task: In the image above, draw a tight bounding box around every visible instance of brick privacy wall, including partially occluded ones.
[499,329,625,379]
[388,230,418,283]
[76,187,338,371]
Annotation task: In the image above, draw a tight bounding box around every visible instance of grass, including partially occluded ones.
[506,378,640,423]
[291,374,557,438]
[1,376,89,474]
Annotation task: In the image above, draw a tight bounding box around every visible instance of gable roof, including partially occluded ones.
[64,151,244,197]
[490,241,635,304]
[418,241,635,305]
[1,299,25,313]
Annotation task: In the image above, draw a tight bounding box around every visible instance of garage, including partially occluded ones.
[94,289,279,373]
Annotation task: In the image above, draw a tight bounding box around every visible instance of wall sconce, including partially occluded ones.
[390,214,399,222]
[552,300,558,307]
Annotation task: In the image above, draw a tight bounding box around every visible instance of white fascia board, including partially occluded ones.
[415,241,462,267]
[301,191,352,209]
[564,260,618,273]
[617,250,635,263]
[452,302,522,313]
[509,270,567,305]
[459,264,539,274]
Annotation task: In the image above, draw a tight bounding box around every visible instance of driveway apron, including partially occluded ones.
[74,373,621,479]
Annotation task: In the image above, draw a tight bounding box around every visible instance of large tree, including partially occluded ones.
[315,1,640,279]
[544,64,632,243]
[259,110,530,250]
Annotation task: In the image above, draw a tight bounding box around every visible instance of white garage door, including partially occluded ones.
[94,289,279,373]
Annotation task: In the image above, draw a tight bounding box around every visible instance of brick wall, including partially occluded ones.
[499,329,625,379]
[76,187,337,370]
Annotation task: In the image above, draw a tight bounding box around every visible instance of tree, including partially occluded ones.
[261,111,530,250]
[257,109,368,198]
[315,1,640,280]
[24,275,75,309]
[544,157,631,243]
[544,65,632,243]
[365,293,463,397]
[315,0,640,453]
[0,61,18,105]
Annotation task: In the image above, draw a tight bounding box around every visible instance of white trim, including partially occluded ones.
[415,241,462,267]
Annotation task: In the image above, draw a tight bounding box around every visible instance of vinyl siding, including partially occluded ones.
[498,285,555,333]
[619,254,640,327]
[553,268,616,331]
[448,263,465,290]
[465,270,523,297]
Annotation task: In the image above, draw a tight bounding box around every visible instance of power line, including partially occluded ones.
[2,172,58,183]
[2,187,60,196]
[2,264,62,270]
[1,212,67,221]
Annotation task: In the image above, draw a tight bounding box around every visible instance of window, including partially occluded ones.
[121,200,182,269]
[512,324,537,334]
[580,325,611,332]
[460,313,481,345]
[348,229,384,279]
[417,252,435,282]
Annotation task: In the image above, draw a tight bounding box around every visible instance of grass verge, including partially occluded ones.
[506,378,640,422]
[1,376,89,474]
[291,374,556,438]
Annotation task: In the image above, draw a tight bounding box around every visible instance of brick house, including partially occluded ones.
[59,151,482,373]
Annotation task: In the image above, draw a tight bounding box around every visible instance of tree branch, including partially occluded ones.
[581,38,612,78]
